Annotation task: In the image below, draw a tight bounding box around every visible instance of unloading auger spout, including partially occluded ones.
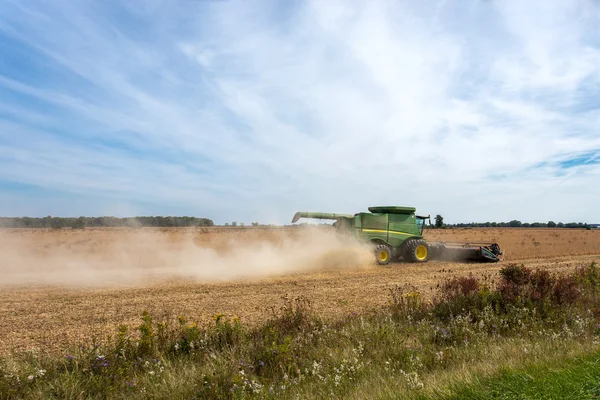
[291,212,354,223]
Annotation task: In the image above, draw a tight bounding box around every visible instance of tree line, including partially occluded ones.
[0,216,214,229]
[432,215,595,229]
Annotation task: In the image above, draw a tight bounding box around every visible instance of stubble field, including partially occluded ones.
[1,226,600,355]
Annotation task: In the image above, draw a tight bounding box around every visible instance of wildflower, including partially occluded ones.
[334,374,341,386]
[435,351,444,362]
[311,360,322,376]
[399,369,424,390]
[65,354,74,360]
[27,375,34,381]
[249,379,263,393]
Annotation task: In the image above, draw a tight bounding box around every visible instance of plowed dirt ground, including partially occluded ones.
[1,227,599,354]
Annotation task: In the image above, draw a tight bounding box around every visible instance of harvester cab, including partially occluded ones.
[291,206,503,265]
[416,215,431,235]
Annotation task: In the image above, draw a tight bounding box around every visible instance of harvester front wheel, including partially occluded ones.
[404,239,430,263]
[374,244,392,265]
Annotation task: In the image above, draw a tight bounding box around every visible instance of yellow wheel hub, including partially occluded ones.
[415,244,428,260]
[379,250,389,262]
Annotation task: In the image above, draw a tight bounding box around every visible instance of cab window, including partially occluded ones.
[416,218,425,234]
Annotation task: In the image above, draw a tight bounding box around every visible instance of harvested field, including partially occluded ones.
[426,227,600,260]
[0,227,599,354]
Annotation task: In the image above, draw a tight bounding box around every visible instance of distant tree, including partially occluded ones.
[72,217,85,230]
[557,222,564,228]
[0,216,214,228]
[50,218,64,229]
[435,215,444,228]
[548,221,557,228]
[509,220,522,227]
[252,222,259,227]
[42,216,52,228]
[232,222,237,227]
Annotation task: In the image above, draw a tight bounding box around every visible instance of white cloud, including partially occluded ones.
[0,0,599,224]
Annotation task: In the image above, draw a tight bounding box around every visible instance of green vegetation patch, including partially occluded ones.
[433,350,600,400]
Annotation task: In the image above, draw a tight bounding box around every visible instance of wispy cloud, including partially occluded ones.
[0,0,599,223]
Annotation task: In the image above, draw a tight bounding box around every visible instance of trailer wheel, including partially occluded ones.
[405,239,430,263]
[374,244,392,265]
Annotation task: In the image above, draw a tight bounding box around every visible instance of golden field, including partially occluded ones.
[0,226,599,354]
[426,227,600,260]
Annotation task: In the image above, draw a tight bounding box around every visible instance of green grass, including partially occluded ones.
[432,350,600,400]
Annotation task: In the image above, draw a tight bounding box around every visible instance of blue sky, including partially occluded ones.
[0,0,599,225]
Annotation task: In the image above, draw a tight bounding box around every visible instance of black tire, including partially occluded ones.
[489,243,502,256]
[374,243,392,265]
[404,239,430,263]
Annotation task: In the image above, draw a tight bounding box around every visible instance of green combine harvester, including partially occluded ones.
[291,206,503,265]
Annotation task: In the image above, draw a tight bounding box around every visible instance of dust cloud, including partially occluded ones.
[0,227,374,288]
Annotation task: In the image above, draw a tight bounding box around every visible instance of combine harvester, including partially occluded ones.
[291,206,503,265]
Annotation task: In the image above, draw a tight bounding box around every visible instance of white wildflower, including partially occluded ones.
[435,351,444,362]
[311,360,322,376]
[334,374,341,386]
[249,379,263,393]
[399,369,424,390]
